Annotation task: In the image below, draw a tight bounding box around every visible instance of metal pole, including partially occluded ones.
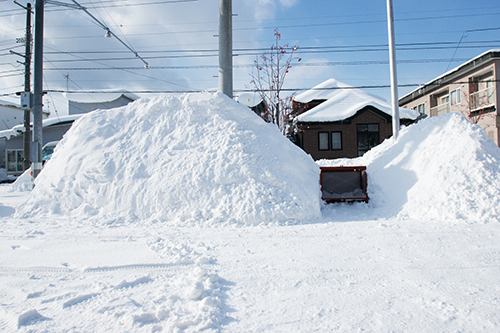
[218,0,233,98]
[386,0,400,140]
[23,3,32,171]
[32,0,44,179]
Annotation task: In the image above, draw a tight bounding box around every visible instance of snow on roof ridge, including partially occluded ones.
[0,98,20,107]
[294,78,352,103]
[296,85,419,122]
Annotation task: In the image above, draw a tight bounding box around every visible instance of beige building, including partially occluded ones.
[399,50,500,146]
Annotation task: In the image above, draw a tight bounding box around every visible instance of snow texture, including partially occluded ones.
[1,102,500,332]
[16,92,322,225]
[318,113,500,222]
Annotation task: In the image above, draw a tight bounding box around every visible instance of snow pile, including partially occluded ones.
[319,113,500,222]
[16,92,321,225]
[0,168,16,183]
[10,169,31,191]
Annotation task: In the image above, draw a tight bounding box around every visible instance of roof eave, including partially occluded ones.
[399,50,500,105]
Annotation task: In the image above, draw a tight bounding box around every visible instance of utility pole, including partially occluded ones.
[32,0,44,180]
[23,3,32,171]
[386,0,400,140]
[12,1,33,172]
[218,0,233,98]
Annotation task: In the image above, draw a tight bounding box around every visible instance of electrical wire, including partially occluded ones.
[38,58,478,71]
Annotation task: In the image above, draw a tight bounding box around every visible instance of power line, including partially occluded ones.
[0,0,198,17]
[38,58,476,71]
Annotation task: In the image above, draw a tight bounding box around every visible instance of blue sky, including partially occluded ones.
[0,0,499,114]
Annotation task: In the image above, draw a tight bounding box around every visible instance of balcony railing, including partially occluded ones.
[470,87,495,112]
[430,102,450,117]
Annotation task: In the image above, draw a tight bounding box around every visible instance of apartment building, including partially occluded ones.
[399,50,500,146]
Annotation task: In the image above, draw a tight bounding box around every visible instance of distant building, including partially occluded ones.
[0,99,49,172]
[236,92,267,117]
[0,115,82,176]
[0,98,49,131]
[64,91,139,115]
[399,49,500,146]
[1,91,140,176]
[294,79,419,160]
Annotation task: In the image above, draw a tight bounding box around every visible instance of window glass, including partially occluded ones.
[6,150,23,172]
[357,124,380,156]
[357,124,368,132]
[7,150,16,172]
[450,88,461,106]
[440,95,449,105]
[331,132,342,150]
[318,132,329,150]
[16,150,23,172]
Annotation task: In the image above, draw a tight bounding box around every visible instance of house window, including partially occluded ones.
[439,95,449,105]
[6,149,23,173]
[331,132,342,150]
[417,103,425,114]
[450,88,461,106]
[413,103,425,114]
[357,124,379,156]
[318,132,329,151]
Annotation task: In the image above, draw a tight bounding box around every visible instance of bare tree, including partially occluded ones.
[249,28,301,134]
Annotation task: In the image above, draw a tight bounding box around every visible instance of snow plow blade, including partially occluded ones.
[320,166,368,203]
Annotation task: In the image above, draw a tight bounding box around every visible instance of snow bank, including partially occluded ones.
[9,169,31,191]
[0,168,16,183]
[16,92,321,225]
[319,113,500,222]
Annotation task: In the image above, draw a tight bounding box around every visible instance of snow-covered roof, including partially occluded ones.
[236,92,263,108]
[294,78,386,104]
[0,114,82,140]
[400,49,500,102]
[0,98,20,108]
[294,78,352,103]
[296,79,419,122]
[63,91,140,104]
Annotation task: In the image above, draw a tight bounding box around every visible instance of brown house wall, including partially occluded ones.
[299,109,392,160]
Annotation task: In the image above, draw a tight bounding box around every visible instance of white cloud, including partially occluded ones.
[279,0,298,7]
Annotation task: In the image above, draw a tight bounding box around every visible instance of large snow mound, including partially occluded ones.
[16,93,322,225]
[319,113,500,222]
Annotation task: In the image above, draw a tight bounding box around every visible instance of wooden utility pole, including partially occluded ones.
[23,3,32,171]
[218,0,233,98]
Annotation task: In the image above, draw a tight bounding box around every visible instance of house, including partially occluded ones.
[64,91,139,115]
[293,79,419,160]
[0,91,140,175]
[399,49,500,146]
[0,98,49,131]
[0,98,49,172]
[0,115,82,176]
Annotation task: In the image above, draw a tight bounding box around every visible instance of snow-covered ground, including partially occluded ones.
[1,93,500,332]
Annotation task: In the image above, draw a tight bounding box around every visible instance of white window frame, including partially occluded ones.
[5,149,24,173]
[450,88,461,106]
